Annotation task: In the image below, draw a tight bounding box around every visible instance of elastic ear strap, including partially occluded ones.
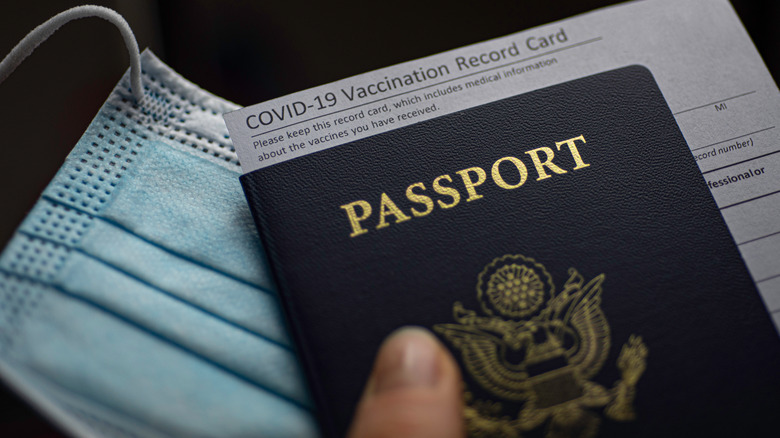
[0,4,143,102]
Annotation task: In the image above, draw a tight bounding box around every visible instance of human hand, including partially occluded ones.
[347,327,465,438]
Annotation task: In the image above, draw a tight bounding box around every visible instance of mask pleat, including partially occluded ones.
[0,233,310,408]
[80,219,288,344]
[19,199,289,345]
[0,273,45,355]
[40,104,270,290]
[97,141,273,289]
[0,50,319,437]
[0,273,318,437]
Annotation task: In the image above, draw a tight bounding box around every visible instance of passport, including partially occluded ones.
[240,66,780,437]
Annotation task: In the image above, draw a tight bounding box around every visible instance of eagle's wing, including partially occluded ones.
[434,323,530,401]
[561,274,611,379]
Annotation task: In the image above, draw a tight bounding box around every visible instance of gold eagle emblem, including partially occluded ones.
[434,255,647,438]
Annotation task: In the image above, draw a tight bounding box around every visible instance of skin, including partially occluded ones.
[347,327,466,438]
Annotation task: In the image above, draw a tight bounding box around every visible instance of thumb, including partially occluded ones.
[347,327,465,438]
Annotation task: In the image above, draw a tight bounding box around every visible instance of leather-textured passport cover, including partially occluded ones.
[240,66,780,437]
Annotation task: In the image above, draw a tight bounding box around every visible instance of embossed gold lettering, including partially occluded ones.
[456,167,487,202]
[340,200,372,237]
[491,156,528,189]
[525,146,567,181]
[339,135,591,237]
[555,135,590,170]
[432,174,461,209]
[406,182,434,217]
[376,192,411,229]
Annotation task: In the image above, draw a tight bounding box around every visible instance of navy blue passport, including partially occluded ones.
[240,66,780,437]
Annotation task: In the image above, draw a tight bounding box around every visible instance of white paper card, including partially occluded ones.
[224,0,780,329]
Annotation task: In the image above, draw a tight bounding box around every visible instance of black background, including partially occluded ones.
[0,1,778,436]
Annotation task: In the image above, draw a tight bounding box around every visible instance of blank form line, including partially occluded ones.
[738,230,780,246]
[702,149,780,174]
[691,126,774,152]
[673,91,756,115]
[757,273,780,284]
[719,189,780,210]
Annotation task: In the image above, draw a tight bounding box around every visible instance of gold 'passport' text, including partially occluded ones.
[340,135,589,237]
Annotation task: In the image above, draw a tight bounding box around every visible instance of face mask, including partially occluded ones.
[0,6,317,437]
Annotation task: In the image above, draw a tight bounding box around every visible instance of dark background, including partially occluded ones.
[0,0,777,436]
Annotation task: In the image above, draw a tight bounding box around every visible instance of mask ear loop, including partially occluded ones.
[0,5,144,103]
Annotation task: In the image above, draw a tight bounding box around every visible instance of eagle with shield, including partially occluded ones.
[434,254,648,438]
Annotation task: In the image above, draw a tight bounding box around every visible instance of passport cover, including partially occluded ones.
[240,66,780,437]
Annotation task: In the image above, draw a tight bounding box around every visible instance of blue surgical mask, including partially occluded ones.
[0,6,317,437]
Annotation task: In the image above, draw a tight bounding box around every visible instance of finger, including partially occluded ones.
[347,327,465,438]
